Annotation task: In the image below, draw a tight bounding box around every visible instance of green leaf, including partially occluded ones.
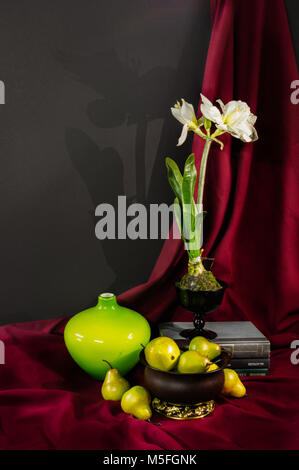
[174,197,203,259]
[165,157,183,202]
[168,155,203,258]
[182,154,196,200]
[173,197,185,243]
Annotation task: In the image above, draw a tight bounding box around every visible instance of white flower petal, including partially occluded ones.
[250,127,258,142]
[239,133,253,143]
[248,113,257,126]
[181,100,196,122]
[200,94,213,107]
[227,111,250,128]
[171,106,187,125]
[216,99,225,112]
[223,100,248,114]
[177,123,189,146]
[238,125,258,142]
[216,122,229,133]
[200,103,223,125]
[228,120,258,143]
[200,94,224,124]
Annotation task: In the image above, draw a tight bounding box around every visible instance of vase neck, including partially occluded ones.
[97,293,117,309]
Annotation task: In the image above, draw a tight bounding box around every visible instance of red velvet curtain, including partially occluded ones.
[119,0,299,348]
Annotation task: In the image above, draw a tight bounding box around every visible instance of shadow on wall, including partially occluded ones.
[64,130,158,293]
[61,13,210,294]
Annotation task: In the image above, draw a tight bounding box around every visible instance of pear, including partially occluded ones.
[221,368,239,394]
[177,350,210,374]
[144,337,180,372]
[189,336,221,361]
[230,381,247,398]
[121,385,152,420]
[207,363,219,372]
[221,368,246,397]
[101,361,130,401]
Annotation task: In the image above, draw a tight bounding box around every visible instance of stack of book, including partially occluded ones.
[158,321,270,376]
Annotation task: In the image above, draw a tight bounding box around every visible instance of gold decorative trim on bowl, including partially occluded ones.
[152,397,215,420]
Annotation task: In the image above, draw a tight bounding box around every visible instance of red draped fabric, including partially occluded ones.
[0,0,299,450]
[119,0,299,351]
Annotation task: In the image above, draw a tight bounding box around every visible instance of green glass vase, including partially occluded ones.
[64,293,151,380]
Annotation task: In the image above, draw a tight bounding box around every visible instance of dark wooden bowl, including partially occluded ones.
[139,347,231,405]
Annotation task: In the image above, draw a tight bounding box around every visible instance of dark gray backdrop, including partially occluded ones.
[0,0,298,324]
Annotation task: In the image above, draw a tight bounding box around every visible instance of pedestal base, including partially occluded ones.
[180,327,217,340]
[152,397,215,420]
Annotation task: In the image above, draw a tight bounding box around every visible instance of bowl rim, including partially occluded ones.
[139,349,231,376]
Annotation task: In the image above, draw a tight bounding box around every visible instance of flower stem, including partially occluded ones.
[197,139,212,207]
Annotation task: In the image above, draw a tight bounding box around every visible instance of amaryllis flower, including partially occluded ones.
[171,99,203,146]
[200,94,258,143]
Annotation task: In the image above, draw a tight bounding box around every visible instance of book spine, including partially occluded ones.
[228,357,270,369]
[219,342,270,358]
[232,368,268,377]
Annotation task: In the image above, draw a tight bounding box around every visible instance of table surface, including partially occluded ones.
[0,317,298,450]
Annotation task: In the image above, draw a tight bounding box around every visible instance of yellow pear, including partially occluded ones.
[221,368,239,394]
[177,350,210,374]
[221,368,247,397]
[101,361,130,401]
[230,381,247,398]
[189,336,221,361]
[121,385,152,420]
[144,337,180,371]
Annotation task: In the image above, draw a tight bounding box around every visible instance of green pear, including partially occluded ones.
[144,337,180,371]
[189,336,221,361]
[121,385,152,420]
[101,361,130,401]
[177,350,210,374]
